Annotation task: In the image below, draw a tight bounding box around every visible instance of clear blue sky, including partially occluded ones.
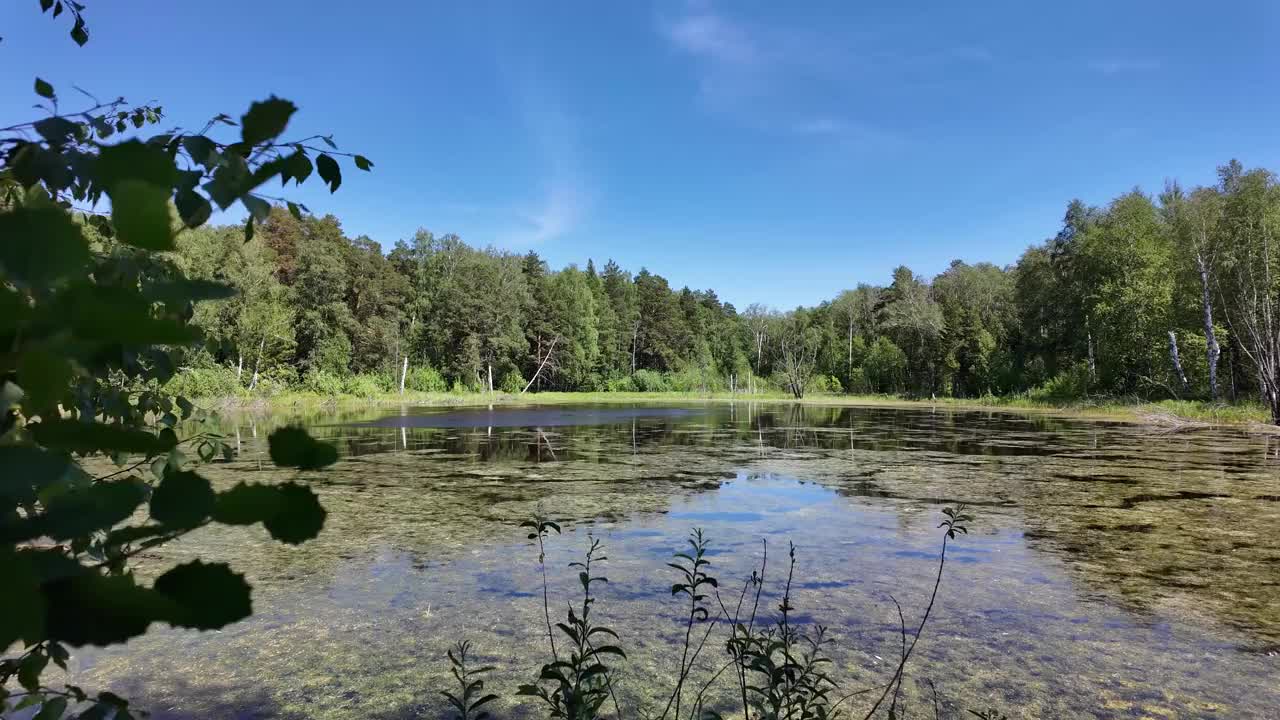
[5,1,1279,309]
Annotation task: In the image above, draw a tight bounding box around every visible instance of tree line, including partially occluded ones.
[172,159,1280,422]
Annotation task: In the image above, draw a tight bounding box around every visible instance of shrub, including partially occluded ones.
[302,370,345,396]
[604,374,637,393]
[1028,360,1092,401]
[404,365,447,393]
[164,366,242,398]
[499,371,526,394]
[631,369,670,392]
[343,373,384,398]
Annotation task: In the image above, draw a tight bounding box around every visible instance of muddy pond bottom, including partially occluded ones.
[63,403,1280,719]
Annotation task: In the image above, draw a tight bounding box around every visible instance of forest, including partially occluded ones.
[169,160,1280,422]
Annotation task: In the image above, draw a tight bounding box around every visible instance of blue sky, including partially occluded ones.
[6,0,1279,309]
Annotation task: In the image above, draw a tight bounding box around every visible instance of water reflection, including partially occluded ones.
[71,402,1280,719]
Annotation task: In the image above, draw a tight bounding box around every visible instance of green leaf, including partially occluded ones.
[175,189,212,228]
[283,151,312,186]
[181,135,218,168]
[33,419,174,456]
[145,277,236,304]
[52,284,201,346]
[149,471,215,529]
[240,97,297,146]
[153,561,252,630]
[41,479,147,540]
[18,651,48,692]
[268,426,338,470]
[110,179,174,250]
[315,153,341,193]
[43,572,174,646]
[17,349,73,414]
[35,77,55,99]
[70,16,88,46]
[354,155,373,171]
[0,550,45,651]
[34,116,79,145]
[244,215,254,243]
[241,194,271,222]
[96,140,177,191]
[212,481,326,544]
[33,696,67,720]
[0,446,71,505]
[287,201,304,220]
[0,207,90,288]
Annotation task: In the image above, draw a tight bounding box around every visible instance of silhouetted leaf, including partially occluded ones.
[35,77,55,99]
[32,696,67,720]
[175,189,212,228]
[315,153,341,193]
[268,426,338,470]
[0,207,90,287]
[181,135,218,167]
[42,479,147,540]
[240,97,296,146]
[354,154,373,171]
[263,483,326,544]
[33,419,175,456]
[150,471,215,529]
[212,481,326,544]
[0,445,71,505]
[241,194,270,222]
[17,349,73,413]
[43,572,173,646]
[153,561,251,630]
[0,550,45,651]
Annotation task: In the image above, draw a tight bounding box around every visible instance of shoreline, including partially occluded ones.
[195,390,1275,430]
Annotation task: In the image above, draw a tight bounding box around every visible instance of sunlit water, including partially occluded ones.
[64,403,1280,718]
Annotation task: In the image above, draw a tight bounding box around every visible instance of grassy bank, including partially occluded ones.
[198,389,1274,427]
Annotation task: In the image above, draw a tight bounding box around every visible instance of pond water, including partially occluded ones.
[68,403,1280,719]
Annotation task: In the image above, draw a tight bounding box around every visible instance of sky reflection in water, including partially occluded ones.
[70,403,1280,719]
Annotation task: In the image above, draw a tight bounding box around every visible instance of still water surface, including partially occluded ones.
[74,403,1280,718]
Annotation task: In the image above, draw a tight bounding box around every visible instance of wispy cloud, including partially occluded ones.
[657,3,979,150]
[1087,58,1161,74]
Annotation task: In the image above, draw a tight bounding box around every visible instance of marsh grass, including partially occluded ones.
[450,506,973,720]
[200,390,1272,428]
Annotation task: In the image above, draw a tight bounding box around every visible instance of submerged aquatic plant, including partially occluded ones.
[445,505,974,720]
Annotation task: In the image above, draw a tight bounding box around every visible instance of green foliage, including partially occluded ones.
[1026,361,1093,402]
[342,373,385,398]
[405,365,448,393]
[302,369,346,396]
[499,370,527,394]
[449,507,972,720]
[631,369,670,393]
[164,367,243,399]
[1,16,363,706]
[441,641,499,720]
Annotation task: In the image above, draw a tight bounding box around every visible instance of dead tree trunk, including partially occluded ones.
[1168,331,1190,397]
[1196,254,1221,400]
[523,337,557,393]
[399,356,408,394]
[487,362,493,393]
[248,336,265,391]
[236,354,243,382]
[630,322,639,375]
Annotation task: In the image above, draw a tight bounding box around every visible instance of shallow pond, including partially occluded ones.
[68,403,1280,718]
